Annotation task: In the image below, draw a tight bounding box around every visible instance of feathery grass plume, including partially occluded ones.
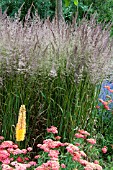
[0,12,112,84]
[16,105,26,141]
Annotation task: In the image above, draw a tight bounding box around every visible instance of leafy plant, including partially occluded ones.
[0,126,104,169]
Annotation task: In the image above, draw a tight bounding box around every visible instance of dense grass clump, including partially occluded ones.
[0,68,100,147]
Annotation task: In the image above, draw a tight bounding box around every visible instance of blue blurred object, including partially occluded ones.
[99,80,113,109]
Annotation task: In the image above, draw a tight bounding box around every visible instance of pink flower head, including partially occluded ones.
[48,150,59,160]
[29,161,37,166]
[55,136,61,140]
[0,141,13,149]
[61,163,66,168]
[102,146,107,153]
[21,149,27,154]
[7,148,14,153]
[66,144,79,155]
[47,126,58,134]
[86,138,96,145]
[0,150,10,161]
[75,133,86,139]
[24,157,29,161]
[78,129,90,136]
[27,147,32,152]
[12,144,18,149]
[95,164,102,170]
[17,156,24,163]
[78,159,88,166]
[84,162,102,170]
[79,150,87,157]
[2,158,10,164]
[0,136,4,140]
[48,160,60,170]
[41,160,60,170]
[94,160,99,164]
[12,148,23,155]
[34,155,41,159]
[72,152,81,161]
[75,142,80,146]
[38,143,50,152]
[43,139,63,149]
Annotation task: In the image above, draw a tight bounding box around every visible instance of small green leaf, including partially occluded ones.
[74,0,78,6]
[64,0,71,7]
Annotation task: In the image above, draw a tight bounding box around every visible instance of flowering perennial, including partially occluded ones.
[0,125,104,170]
[16,105,26,141]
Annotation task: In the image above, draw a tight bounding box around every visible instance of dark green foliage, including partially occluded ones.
[0,0,113,31]
[0,0,54,20]
[0,0,24,17]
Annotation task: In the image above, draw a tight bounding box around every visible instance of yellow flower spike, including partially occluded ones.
[16,105,26,141]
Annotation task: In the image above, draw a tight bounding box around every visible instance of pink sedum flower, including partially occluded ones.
[55,136,61,140]
[102,146,107,153]
[0,136,4,140]
[79,151,87,157]
[78,129,90,136]
[0,150,10,161]
[86,138,96,145]
[0,141,13,149]
[34,155,41,159]
[72,151,81,161]
[75,142,80,146]
[66,144,79,155]
[17,156,24,163]
[2,158,10,164]
[13,144,18,149]
[48,150,59,160]
[29,161,37,166]
[75,133,86,139]
[21,149,27,154]
[78,159,88,166]
[94,160,99,164]
[46,160,60,170]
[24,157,29,161]
[47,126,58,134]
[61,163,66,168]
[12,148,23,155]
[27,147,32,152]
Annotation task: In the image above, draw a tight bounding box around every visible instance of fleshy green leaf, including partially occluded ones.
[74,0,78,6]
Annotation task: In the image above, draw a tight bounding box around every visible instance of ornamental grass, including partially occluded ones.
[0,9,113,160]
